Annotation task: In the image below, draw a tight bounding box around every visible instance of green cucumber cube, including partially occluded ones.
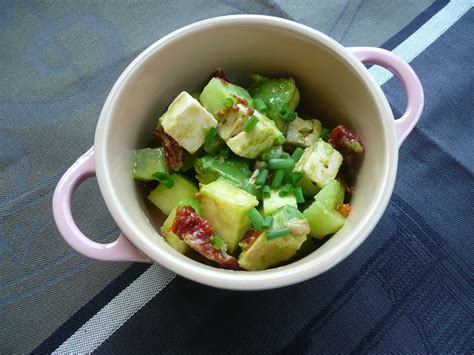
[198,178,258,253]
[263,188,297,216]
[160,91,217,154]
[199,77,253,118]
[160,208,191,254]
[148,174,198,215]
[303,200,346,239]
[133,148,168,181]
[314,179,345,210]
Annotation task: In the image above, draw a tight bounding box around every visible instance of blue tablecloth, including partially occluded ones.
[2,1,473,353]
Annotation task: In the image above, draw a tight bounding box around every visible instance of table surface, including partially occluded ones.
[1,1,473,353]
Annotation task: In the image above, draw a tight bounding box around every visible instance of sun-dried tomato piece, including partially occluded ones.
[240,229,261,250]
[336,203,352,218]
[171,206,239,270]
[154,127,183,171]
[211,68,229,82]
[328,125,364,155]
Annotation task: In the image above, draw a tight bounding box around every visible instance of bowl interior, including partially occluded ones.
[96,16,397,289]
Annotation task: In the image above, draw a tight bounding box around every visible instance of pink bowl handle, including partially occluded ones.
[53,147,151,263]
[349,47,424,146]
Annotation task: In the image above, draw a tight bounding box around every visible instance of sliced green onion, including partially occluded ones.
[271,169,285,189]
[281,110,297,122]
[224,97,234,108]
[279,183,293,197]
[210,235,225,250]
[253,97,267,112]
[293,187,305,203]
[261,147,282,161]
[291,171,303,184]
[291,147,304,162]
[204,127,217,146]
[319,128,330,140]
[262,216,273,230]
[262,185,271,198]
[283,171,292,184]
[152,172,174,188]
[255,169,268,186]
[279,108,288,116]
[243,115,259,132]
[267,227,290,240]
[246,207,265,229]
[279,152,290,159]
[268,158,295,170]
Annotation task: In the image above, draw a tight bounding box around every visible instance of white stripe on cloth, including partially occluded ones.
[55,1,472,352]
[369,0,473,85]
[52,264,175,354]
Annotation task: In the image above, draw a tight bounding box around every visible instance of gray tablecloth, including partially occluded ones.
[2,1,456,353]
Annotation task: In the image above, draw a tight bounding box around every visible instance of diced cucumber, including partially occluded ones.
[133,148,168,181]
[160,91,218,154]
[303,200,346,239]
[314,179,345,210]
[198,178,258,253]
[293,139,343,190]
[199,77,253,118]
[263,188,297,216]
[194,155,256,195]
[148,174,198,215]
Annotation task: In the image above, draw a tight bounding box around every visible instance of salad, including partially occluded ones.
[133,71,364,271]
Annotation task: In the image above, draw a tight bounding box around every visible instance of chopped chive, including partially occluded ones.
[291,171,303,184]
[319,128,330,140]
[291,147,304,162]
[283,171,292,184]
[261,147,282,161]
[279,108,288,116]
[281,111,297,122]
[246,207,265,229]
[271,169,285,189]
[293,187,305,203]
[224,97,234,108]
[268,158,295,170]
[219,147,229,157]
[262,185,271,198]
[253,97,267,112]
[243,115,259,132]
[255,169,268,186]
[267,227,290,240]
[204,127,217,146]
[210,235,225,250]
[152,172,174,188]
[279,183,293,197]
[279,152,290,159]
[262,216,273,229]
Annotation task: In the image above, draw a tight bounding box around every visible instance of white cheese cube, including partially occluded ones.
[294,140,343,191]
[160,92,218,154]
[286,117,322,147]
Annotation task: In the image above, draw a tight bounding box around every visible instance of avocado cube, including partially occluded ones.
[160,91,218,154]
[263,188,297,216]
[199,77,253,118]
[285,117,322,148]
[198,178,258,253]
[133,148,168,181]
[238,206,308,271]
[293,140,343,191]
[303,200,346,239]
[226,110,286,159]
[148,173,198,215]
[160,208,191,254]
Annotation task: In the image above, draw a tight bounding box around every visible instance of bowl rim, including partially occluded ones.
[95,14,398,290]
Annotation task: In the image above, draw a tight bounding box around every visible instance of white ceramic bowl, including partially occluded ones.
[53,15,423,290]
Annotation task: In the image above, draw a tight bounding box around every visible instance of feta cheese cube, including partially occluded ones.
[294,140,343,191]
[160,92,218,154]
